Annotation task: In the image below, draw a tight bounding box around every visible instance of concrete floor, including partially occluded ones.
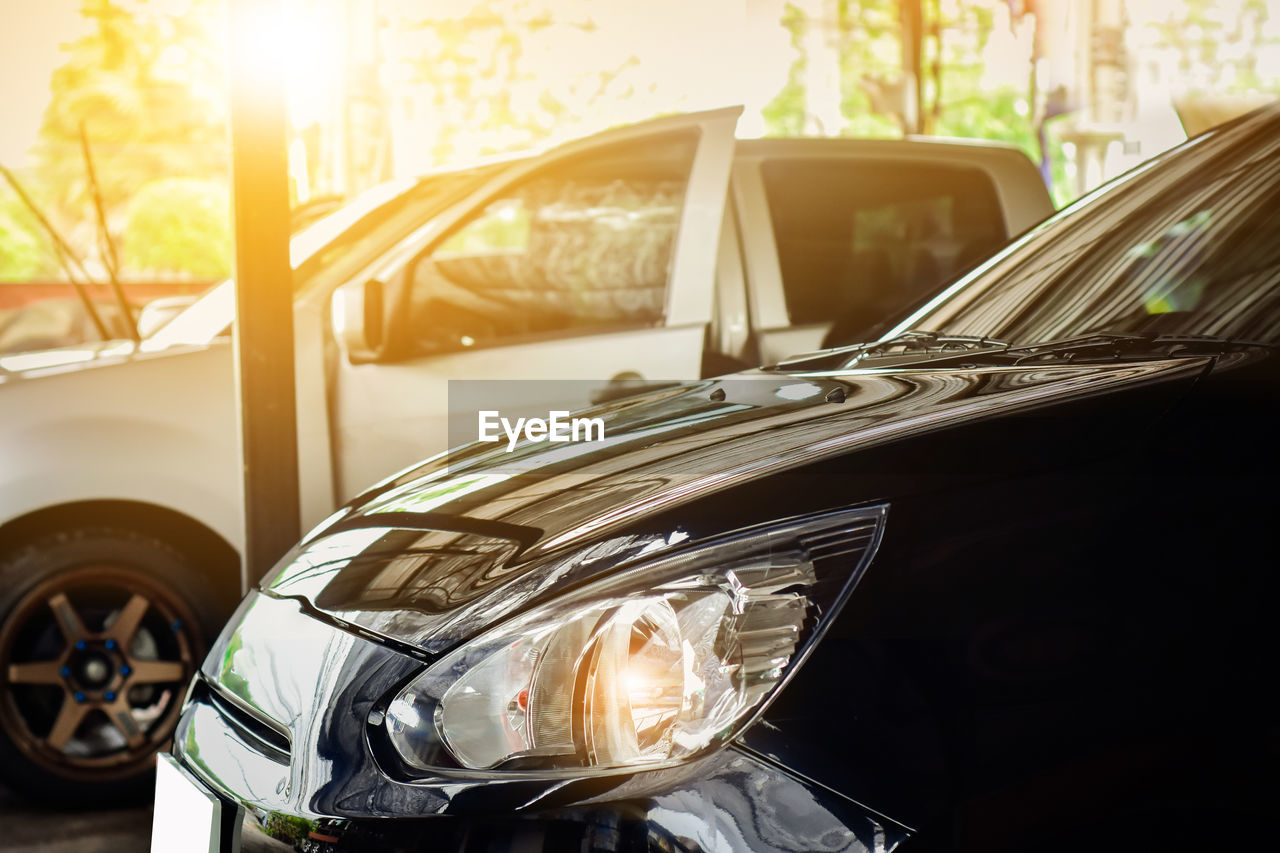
[0,786,152,853]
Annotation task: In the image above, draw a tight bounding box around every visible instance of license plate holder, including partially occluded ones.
[151,753,243,853]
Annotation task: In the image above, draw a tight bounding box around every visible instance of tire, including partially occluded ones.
[0,527,221,806]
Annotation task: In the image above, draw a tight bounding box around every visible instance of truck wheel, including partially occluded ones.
[0,527,216,805]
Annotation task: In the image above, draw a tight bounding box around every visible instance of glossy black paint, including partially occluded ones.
[174,107,1280,852]
[181,593,908,852]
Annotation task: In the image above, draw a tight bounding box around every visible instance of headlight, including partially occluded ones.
[383,505,886,776]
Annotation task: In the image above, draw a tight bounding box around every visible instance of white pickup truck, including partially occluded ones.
[0,107,1053,800]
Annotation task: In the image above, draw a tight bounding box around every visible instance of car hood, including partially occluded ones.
[0,337,217,383]
[184,354,1213,828]
[257,356,1211,657]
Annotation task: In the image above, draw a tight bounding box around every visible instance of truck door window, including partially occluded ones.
[760,159,1005,328]
[407,133,697,353]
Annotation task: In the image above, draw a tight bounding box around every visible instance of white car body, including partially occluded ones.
[0,109,1053,588]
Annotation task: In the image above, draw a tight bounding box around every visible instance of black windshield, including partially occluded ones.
[889,105,1280,347]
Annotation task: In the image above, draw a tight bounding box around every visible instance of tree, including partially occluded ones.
[763,0,903,138]
[761,0,1054,200]
[34,0,229,277]
[122,178,231,278]
[392,1,642,164]
[0,190,56,281]
[1147,0,1280,96]
[928,2,1038,158]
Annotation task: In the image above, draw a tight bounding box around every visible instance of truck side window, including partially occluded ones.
[761,159,1005,332]
[407,133,698,353]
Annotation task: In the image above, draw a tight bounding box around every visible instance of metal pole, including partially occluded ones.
[900,0,925,135]
[228,0,300,592]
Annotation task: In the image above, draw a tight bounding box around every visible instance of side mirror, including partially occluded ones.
[331,277,385,364]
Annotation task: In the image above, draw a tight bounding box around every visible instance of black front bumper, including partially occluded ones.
[172,593,907,853]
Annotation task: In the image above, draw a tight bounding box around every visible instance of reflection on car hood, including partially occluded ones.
[265,357,1211,653]
[354,358,1209,553]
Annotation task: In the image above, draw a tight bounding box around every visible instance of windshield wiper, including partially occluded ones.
[770,330,1274,373]
[861,332,1274,369]
[768,330,1010,372]
[1019,332,1273,362]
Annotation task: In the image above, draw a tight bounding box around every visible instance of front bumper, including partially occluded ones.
[169,592,906,852]
[181,746,902,852]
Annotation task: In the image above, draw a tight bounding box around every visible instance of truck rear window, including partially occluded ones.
[761,158,1006,329]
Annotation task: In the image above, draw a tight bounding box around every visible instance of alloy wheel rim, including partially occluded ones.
[0,565,201,780]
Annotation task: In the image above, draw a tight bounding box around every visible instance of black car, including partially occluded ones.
[158,104,1280,853]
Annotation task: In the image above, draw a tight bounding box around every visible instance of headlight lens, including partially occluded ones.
[384,505,885,776]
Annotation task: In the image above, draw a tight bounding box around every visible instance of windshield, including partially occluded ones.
[144,167,502,349]
[886,105,1280,347]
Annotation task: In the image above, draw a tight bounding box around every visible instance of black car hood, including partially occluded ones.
[186,356,1212,828]
[256,357,1210,657]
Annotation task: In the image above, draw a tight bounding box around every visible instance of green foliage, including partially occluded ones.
[34,0,229,278]
[927,1,1038,166]
[37,0,228,213]
[1147,0,1280,96]
[836,0,906,136]
[761,4,808,136]
[400,2,637,163]
[763,1,902,138]
[933,89,1034,152]
[762,1,1052,196]
[0,191,55,281]
[763,1,1038,145]
[122,178,230,278]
